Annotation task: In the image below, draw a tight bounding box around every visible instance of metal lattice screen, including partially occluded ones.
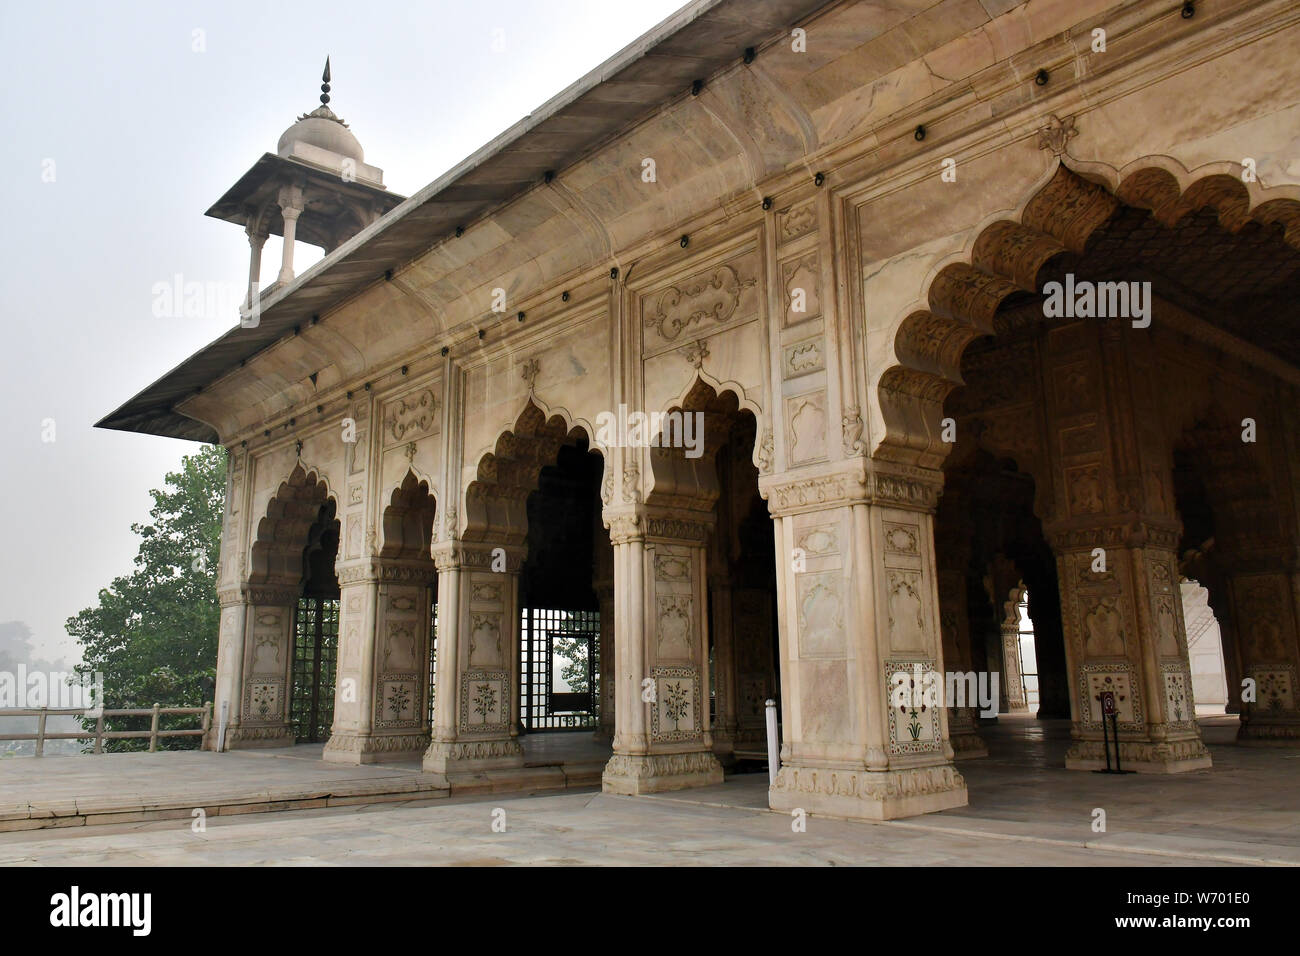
[291,596,339,743]
[520,608,600,731]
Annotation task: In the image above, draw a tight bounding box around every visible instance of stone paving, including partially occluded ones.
[0,716,1296,865]
[0,732,608,831]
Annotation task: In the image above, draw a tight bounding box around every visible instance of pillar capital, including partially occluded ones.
[334,557,440,587]
[276,181,305,215]
[603,504,715,545]
[430,541,525,573]
[760,460,944,518]
[240,581,299,606]
[1043,517,1182,554]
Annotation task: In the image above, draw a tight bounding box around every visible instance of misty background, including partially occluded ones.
[0,0,684,670]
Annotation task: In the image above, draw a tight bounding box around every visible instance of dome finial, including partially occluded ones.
[320,56,331,107]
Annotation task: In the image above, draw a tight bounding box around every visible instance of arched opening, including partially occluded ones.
[240,464,337,748]
[645,379,776,773]
[1015,588,1037,710]
[291,499,340,742]
[933,431,1068,759]
[889,161,1300,769]
[519,437,606,734]
[379,471,438,741]
[1180,578,1229,717]
[450,401,611,769]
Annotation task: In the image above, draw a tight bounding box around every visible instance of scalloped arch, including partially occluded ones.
[461,398,600,544]
[249,463,338,586]
[380,469,438,560]
[875,159,1300,470]
[644,376,761,511]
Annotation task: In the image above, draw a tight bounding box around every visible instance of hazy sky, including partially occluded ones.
[0,0,686,663]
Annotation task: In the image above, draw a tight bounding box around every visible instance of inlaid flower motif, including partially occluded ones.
[663,680,689,731]
[474,683,498,720]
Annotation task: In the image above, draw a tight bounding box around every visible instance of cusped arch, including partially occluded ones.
[875,159,1300,470]
[654,370,765,449]
[462,399,599,544]
[644,377,762,511]
[380,469,438,560]
[249,463,338,586]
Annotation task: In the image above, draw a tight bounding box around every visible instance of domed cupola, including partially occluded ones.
[204,57,406,303]
[276,59,367,168]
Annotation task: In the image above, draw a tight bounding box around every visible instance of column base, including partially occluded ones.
[948,709,988,760]
[949,730,989,760]
[769,763,967,821]
[323,731,430,764]
[222,723,293,750]
[602,751,724,795]
[422,738,525,778]
[1236,714,1300,746]
[711,723,738,769]
[1064,735,1212,772]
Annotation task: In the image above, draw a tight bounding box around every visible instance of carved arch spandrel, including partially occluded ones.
[874,160,1300,471]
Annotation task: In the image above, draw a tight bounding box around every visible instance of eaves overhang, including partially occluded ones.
[96,0,833,443]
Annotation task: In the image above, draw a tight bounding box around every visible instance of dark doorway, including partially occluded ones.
[291,500,340,742]
[519,438,604,731]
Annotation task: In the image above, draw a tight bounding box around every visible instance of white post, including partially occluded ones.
[278,207,300,283]
[276,183,305,284]
[217,699,229,753]
[245,228,266,307]
[765,698,779,786]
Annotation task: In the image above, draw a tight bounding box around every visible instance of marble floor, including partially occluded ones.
[0,730,612,830]
[0,715,1296,865]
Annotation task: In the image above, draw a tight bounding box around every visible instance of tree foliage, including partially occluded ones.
[67,446,226,750]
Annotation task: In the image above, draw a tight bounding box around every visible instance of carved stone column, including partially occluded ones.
[324,558,435,763]
[593,581,615,742]
[1218,563,1300,743]
[601,508,725,794]
[593,508,615,742]
[1042,320,1209,772]
[244,225,267,311]
[763,462,967,821]
[999,615,1027,712]
[217,582,298,749]
[210,590,247,750]
[422,542,526,780]
[276,182,304,284]
[1199,386,1300,743]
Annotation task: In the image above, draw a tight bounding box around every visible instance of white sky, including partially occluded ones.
[0,0,686,663]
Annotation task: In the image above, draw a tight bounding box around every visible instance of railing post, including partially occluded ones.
[35,709,47,757]
[149,703,160,752]
[94,712,104,754]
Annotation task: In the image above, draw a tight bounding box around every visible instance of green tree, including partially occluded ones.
[67,446,227,751]
[553,633,590,695]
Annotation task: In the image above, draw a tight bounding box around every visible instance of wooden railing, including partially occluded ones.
[0,702,212,755]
